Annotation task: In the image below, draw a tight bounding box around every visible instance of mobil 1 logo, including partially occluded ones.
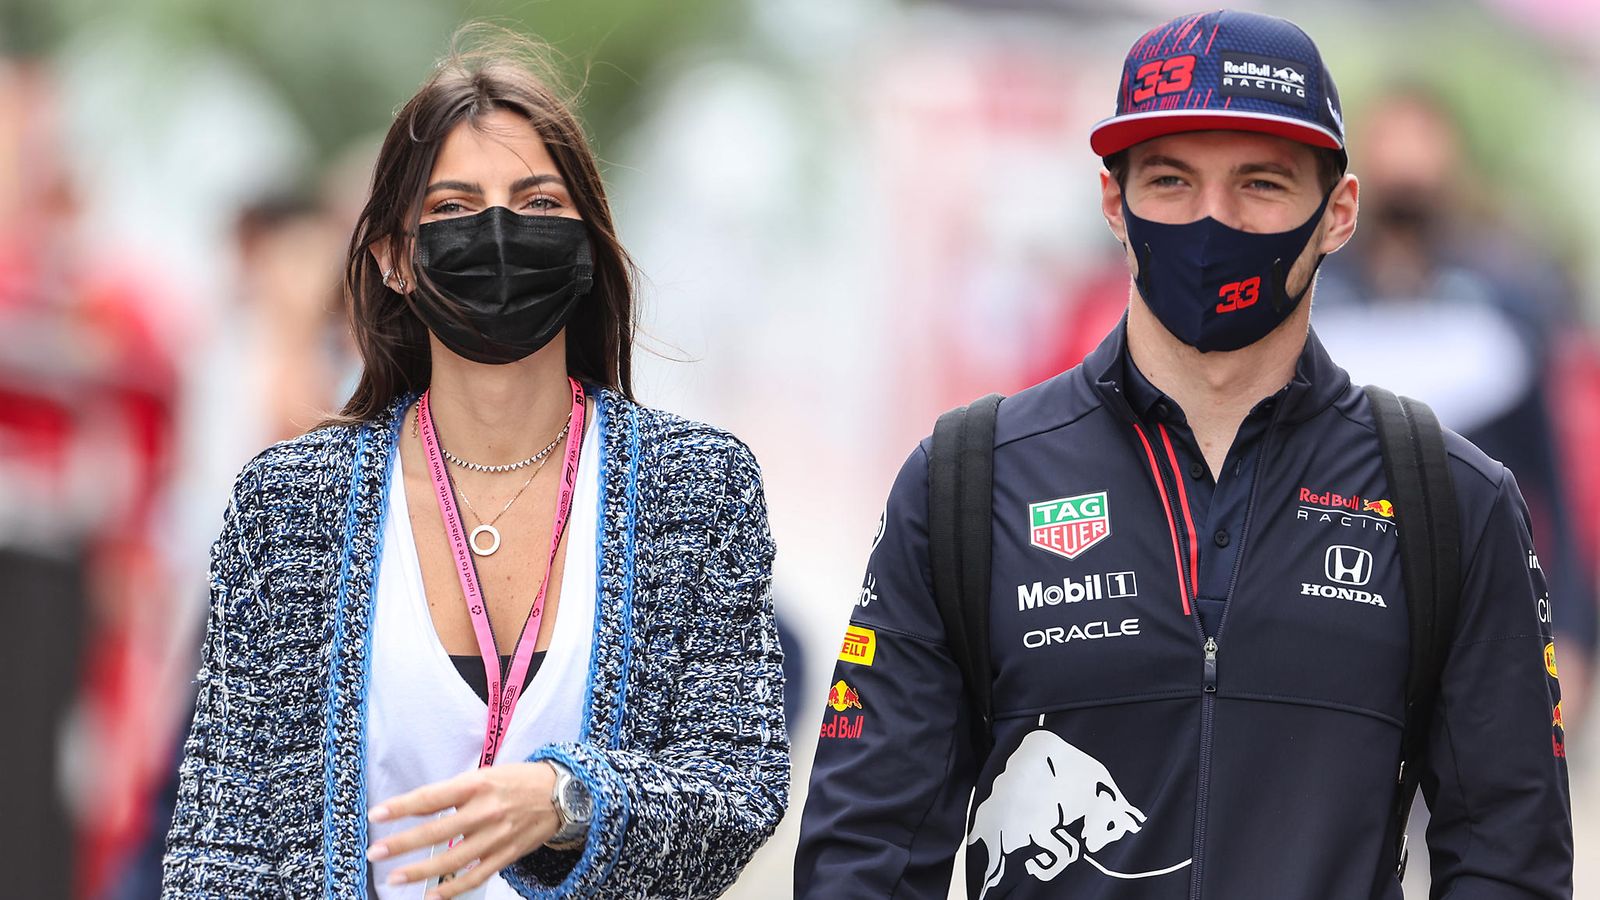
[1017,571,1138,611]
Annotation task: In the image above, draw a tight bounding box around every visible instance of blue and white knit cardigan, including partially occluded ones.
[161,388,788,898]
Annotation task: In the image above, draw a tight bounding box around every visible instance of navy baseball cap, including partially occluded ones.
[1090,10,1345,168]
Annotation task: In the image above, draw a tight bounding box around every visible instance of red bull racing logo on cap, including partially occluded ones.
[1029,491,1112,560]
[1220,52,1311,106]
[1546,642,1559,679]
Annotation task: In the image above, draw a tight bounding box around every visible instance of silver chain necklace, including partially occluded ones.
[414,409,572,474]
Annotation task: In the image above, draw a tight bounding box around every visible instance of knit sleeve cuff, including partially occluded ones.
[500,744,629,898]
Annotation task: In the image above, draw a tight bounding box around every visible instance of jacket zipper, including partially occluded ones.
[1189,408,1282,900]
[1139,422,1213,898]
[1191,638,1218,900]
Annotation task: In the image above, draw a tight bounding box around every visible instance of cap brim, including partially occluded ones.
[1089,109,1343,157]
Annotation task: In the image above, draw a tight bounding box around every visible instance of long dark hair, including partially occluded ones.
[332,25,636,424]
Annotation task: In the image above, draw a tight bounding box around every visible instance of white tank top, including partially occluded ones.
[365,411,598,898]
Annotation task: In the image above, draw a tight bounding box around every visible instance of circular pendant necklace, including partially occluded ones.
[455,454,548,557]
[469,524,502,556]
[418,407,573,557]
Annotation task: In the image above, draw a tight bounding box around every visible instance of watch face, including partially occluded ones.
[561,777,594,822]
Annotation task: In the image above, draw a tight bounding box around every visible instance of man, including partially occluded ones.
[794,10,1572,899]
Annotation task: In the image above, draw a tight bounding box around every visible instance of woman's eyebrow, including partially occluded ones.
[424,179,482,196]
[509,174,565,193]
[425,175,565,196]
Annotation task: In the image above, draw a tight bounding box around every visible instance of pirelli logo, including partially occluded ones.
[839,625,877,667]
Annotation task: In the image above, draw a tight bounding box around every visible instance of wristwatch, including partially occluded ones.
[547,762,594,850]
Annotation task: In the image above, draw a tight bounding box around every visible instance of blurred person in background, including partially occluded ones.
[0,56,184,899]
[230,191,358,441]
[797,10,1572,898]
[187,184,363,494]
[1316,84,1599,728]
[161,28,787,899]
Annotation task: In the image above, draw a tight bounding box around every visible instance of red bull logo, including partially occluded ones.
[1546,642,1559,679]
[967,729,1189,897]
[820,680,866,741]
[1362,499,1395,518]
[819,713,865,740]
[1300,487,1362,510]
[1299,487,1394,516]
[1554,702,1565,731]
[826,679,863,712]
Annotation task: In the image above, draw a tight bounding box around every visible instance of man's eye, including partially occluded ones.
[1150,175,1185,188]
[1247,179,1284,191]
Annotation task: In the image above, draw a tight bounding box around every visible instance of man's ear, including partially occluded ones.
[1101,168,1129,245]
[1317,172,1359,255]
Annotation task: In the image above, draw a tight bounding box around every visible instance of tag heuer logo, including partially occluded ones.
[1029,491,1111,559]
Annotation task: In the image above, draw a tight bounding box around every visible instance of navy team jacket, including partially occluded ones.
[795,324,1572,899]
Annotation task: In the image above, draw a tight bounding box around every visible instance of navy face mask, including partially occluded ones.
[413,206,594,365]
[1123,191,1331,352]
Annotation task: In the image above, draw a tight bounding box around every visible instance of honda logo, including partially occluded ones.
[1325,545,1373,586]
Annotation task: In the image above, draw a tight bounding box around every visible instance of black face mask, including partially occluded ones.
[412,206,594,365]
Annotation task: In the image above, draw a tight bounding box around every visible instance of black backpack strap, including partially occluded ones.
[928,393,1004,750]
[1364,385,1462,881]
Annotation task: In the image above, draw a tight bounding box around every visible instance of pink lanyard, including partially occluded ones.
[415,377,586,767]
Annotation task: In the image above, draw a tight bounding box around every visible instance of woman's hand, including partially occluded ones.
[367,761,562,898]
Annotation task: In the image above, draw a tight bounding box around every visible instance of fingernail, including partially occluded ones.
[425,893,443,900]
[366,845,389,862]
[369,805,390,822]
[387,871,407,885]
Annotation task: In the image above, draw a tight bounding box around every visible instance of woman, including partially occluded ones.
[162,29,787,900]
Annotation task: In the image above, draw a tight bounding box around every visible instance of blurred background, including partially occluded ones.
[2,0,1597,897]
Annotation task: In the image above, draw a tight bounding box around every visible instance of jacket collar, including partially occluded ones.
[1084,317,1350,427]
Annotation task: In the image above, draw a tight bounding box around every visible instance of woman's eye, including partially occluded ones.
[527,194,561,211]
[430,200,466,214]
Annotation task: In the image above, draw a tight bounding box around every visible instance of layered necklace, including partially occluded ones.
[413,397,575,557]
[413,378,587,769]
